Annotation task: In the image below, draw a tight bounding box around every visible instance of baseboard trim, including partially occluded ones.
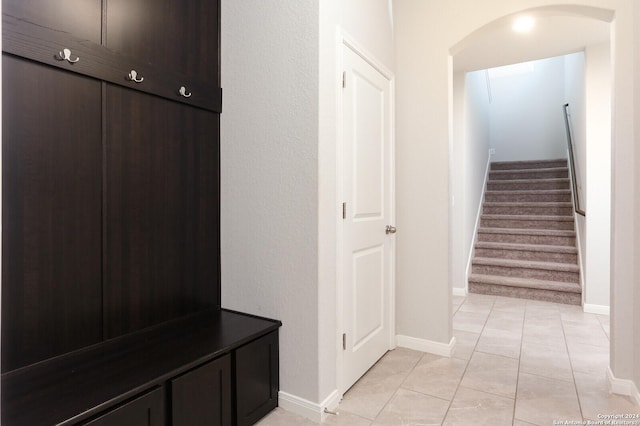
[583,303,610,315]
[452,287,468,297]
[396,335,456,357]
[607,367,640,407]
[278,389,340,423]
[465,152,493,290]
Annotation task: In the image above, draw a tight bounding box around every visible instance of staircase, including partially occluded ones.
[468,159,582,305]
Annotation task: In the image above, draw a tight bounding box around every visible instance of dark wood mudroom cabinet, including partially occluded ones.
[1,1,280,425]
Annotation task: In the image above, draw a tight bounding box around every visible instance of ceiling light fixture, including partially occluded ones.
[513,16,535,33]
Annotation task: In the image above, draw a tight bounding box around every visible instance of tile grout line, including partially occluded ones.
[560,309,586,422]
[369,350,429,423]
[441,295,495,424]
[596,314,610,340]
[510,300,529,426]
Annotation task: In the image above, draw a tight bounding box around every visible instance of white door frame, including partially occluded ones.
[336,31,396,396]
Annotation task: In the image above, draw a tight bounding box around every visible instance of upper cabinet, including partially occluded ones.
[105,0,219,84]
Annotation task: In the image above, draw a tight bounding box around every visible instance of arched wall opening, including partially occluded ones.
[449,6,612,316]
[394,0,637,397]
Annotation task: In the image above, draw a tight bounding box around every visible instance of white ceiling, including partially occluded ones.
[452,14,611,72]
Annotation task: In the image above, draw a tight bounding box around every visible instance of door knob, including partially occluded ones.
[385,225,397,235]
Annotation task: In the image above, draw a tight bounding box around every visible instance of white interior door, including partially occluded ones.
[341,44,394,392]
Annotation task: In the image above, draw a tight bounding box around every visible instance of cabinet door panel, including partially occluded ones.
[236,331,280,426]
[1,55,103,372]
[171,355,231,426]
[106,0,219,83]
[83,387,164,426]
[3,0,102,44]
[104,84,219,338]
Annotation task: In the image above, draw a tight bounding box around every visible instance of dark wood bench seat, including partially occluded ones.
[1,309,281,426]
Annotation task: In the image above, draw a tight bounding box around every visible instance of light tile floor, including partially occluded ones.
[258,294,640,425]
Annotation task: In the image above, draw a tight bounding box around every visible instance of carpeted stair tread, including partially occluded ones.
[480,215,575,231]
[468,273,581,293]
[481,214,574,222]
[478,227,576,237]
[487,177,570,185]
[482,203,574,216]
[489,166,568,175]
[483,202,573,208]
[475,241,577,254]
[487,178,571,191]
[489,167,569,181]
[485,190,571,196]
[477,226,577,246]
[490,159,568,170]
[474,241,578,264]
[473,257,579,273]
[484,189,572,203]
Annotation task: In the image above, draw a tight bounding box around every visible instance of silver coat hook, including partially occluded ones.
[179,86,192,98]
[56,48,80,64]
[127,70,144,83]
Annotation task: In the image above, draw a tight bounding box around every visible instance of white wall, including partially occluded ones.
[318,0,340,406]
[489,56,568,162]
[394,0,638,394]
[563,52,587,304]
[395,1,452,344]
[464,71,491,285]
[451,70,491,293]
[221,0,320,403]
[584,42,612,310]
[634,0,640,394]
[608,9,637,384]
[223,0,395,413]
[0,3,3,405]
[451,72,466,292]
[564,52,587,207]
[342,0,395,69]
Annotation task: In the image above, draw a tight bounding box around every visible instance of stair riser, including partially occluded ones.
[489,169,568,180]
[478,233,576,246]
[491,160,568,171]
[474,248,578,264]
[480,218,574,231]
[483,205,573,216]
[484,193,571,203]
[469,282,581,305]
[487,180,570,191]
[472,264,579,283]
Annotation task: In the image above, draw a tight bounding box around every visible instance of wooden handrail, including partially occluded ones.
[563,103,586,216]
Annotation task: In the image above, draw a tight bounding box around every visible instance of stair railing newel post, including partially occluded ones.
[563,103,586,217]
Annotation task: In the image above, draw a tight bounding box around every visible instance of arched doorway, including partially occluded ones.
[449,6,612,309]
